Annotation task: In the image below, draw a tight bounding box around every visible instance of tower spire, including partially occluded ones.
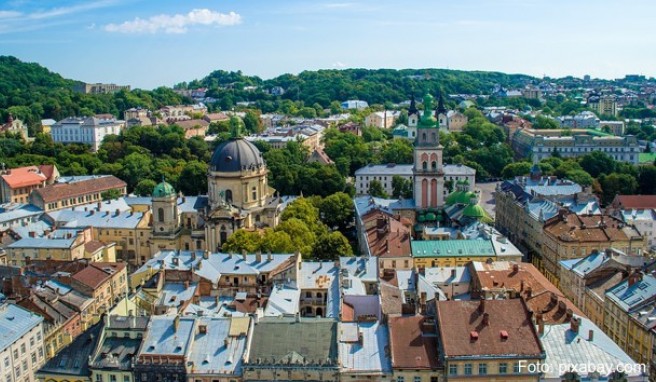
[408,95,418,116]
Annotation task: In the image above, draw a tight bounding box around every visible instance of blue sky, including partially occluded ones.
[1,0,655,89]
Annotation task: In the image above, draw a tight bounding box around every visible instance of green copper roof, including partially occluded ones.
[463,203,486,218]
[153,181,176,198]
[411,240,495,258]
[417,93,437,128]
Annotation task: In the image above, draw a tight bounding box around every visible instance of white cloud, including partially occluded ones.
[332,61,346,68]
[105,9,241,34]
[0,10,22,19]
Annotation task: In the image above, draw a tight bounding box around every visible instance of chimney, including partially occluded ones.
[267,251,272,262]
[191,252,196,260]
[550,292,558,305]
[295,312,301,323]
[536,313,544,335]
[478,299,486,314]
[512,263,519,274]
[482,312,490,326]
[174,315,180,331]
[28,231,35,238]
[184,280,190,289]
[565,308,573,321]
[241,249,247,261]
[203,250,209,260]
[588,329,594,341]
[525,286,532,299]
[256,251,262,263]
[97,201,102,210]
[450,268,457,279]
[520,280,524,292]
[557,300,567,314]
[570,317,580,334]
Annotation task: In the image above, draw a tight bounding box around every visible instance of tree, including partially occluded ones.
[381,138,413,164]
[221,230,262,253]
[243,110,263,134]
[368,180,388,198]
[312,232,353,260]
[275,218,316,257]
[134,179,157,196]
[579,151,616,178]
[101,189,122,201]
[501,162,532,179]
[598,173,638,205]
[638,165,656,194]
[260,229,295,253]
[391,175,413,198]
[319,192,354,231]
[178,161,208,195]
[565,169,594,187]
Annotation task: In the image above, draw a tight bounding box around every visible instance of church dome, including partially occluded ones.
[209,138,265,173]
[153,181,176,198]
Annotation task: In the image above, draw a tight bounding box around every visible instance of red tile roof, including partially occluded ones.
[71,265,112,290]
[362,209,412,258]
[543,212,638,243]
[613,195,656,209]
[435,299,543,358]
[389,315,439,369]
[471,261,584,324]
[1,166,47,189]
[32,176,126,203]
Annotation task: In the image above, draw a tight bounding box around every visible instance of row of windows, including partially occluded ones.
[96,374,130,382]
[449,362,519,375]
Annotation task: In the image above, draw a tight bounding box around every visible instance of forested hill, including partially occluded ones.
[0,56,189,132]
[180,68,537,107]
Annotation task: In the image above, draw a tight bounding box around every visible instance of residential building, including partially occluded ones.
[5,227,101,266]
[365,110,400,129]
[357,208,413,274]
[510,128,640,163]
[0,165,59,204]
[174,119,210,139]
[134,316,195,382]
[73,82,130,94]
[588,94,618,116]
[35,321,103,382]
[243,317,339,382]
[411,238,522,268]
[557,111,600,129]
[40,119,56,134]
[186,316,249,382]
[604,272,656,366]
[541,210,643,286]
[70,262,129,320]
[1,114,28,140]
[338,321,392,381]
[609,195,656,249]
[539,315,644,381]
[600,120,626,136]
[298,261,339,318]
[29,175,127,212]
[420,266,471,300]
[50,117,126,151]
[388,315,440,382]
[341,100,368,110]
[435,299,545,382]
[89,315,149,382]
[0,303,46,382]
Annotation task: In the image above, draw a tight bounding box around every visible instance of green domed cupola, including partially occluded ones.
[153,180,176,198]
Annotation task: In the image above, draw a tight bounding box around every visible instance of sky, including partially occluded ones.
[1,0,655,89]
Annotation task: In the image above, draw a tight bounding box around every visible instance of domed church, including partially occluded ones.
[203,124,288,251]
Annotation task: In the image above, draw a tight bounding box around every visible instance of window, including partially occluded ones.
[13,350,17,359]
[396,377,404,382]
[110,375,117,382]
[157,208,164,222]
[4,357,8,368]
[36,332,41,341]
[21,360,26,372]
[414,377,422,382]
[464,363,472,375]
[478,363,487,375]
[499,362,508,374]
[513,362,520,373]
[225,189,233,203]
[449,364,458,375]
[252,186,257,201]
[20,344,25,354]
[38,348,43,358]
[31,353,36,363]
[123,376,130,382]
[29,337,34,348]
[14,366,20,378]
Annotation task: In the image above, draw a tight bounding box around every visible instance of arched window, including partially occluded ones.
[422,161,427,170]
[432,132,437,142]
[431,161,437,170]
[225,189,232,203]
[422,132,426,141]
[252,186,257,201]
[157,208,164,222]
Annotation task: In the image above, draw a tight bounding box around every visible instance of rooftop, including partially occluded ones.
[606,273,656,312]
[613,195,656,209]
[0,303,43,351]
[139,316,195,357]
[388,315,439,370]
[338,321,391,374]
[37,321,103,377]
[435,299,544,358]
[0,166,48,189]
[411,240,495,259]
[247,317,338,367]
[33,175,125,203]
[187,317,248,375]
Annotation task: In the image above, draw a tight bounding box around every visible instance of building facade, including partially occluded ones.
[50,117,126,151]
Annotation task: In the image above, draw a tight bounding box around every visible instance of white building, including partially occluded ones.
[50,117,126,151]
[354,163,475,197]
[0,303,46,382]
[341,100,368,110]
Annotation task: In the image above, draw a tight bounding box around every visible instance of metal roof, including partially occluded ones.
[411,240,495,258]
[140,316,195,356]
[0,303,43,352]
[606,273,656,312]
[187,317,248,376]
[338,321,391,373]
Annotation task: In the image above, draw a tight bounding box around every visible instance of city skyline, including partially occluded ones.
[1,0,655,89]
